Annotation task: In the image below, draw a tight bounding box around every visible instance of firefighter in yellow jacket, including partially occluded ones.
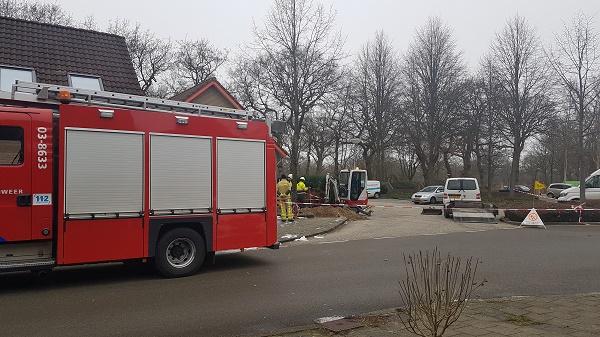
[296,176,309,204]
[277,174,293,221]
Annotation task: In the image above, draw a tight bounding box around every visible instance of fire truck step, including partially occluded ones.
[0,259,55,271]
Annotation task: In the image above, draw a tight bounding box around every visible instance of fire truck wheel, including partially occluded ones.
[155,228,206,278]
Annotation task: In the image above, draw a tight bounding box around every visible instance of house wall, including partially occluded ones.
[190,87,237,109]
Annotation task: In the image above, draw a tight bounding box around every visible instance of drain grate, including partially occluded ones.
[320,318,364,332]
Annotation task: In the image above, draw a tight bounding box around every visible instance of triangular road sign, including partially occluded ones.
[520,208,546,229]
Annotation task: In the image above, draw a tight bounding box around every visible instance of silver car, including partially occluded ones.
[411,185,444,204]
[547,183,572,198]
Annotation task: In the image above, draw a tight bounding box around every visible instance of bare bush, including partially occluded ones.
[398,249,484,337]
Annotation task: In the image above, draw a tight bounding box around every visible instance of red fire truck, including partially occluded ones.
[0,81,280,277]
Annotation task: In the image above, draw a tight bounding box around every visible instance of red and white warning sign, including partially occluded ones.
[520,208,546,229]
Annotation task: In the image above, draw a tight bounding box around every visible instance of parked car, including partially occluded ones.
[499,185,531,193]
[367,180,381,199]
[558,169,600,201]
[411,185,444,204]
[443,178,482,218]
[514,185,531,193]
[443,177,480,202]
[546,183,572,198]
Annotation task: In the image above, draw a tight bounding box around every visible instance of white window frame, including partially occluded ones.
[68,73,104,90]
[0,65,35,91]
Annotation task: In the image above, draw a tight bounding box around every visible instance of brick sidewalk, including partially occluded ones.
[266,293,600,337]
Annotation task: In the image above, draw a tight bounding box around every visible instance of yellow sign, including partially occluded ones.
[534,181,546,190]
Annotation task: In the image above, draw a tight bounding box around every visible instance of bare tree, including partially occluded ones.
[79,15,97,30]
[394,145,420,182]
[250,0,344,182]
[0,0,72,25]
[108,19,172,95]
[167,39,228,94]
[322,79,355,176]
[546,13,600,201]
[351,31,402,180]
[491,15,554,194]
[228,56,282,118]
[457,78,485,177]
[402,17,465,185]
[398,248,484,337]
[477,56,505,195]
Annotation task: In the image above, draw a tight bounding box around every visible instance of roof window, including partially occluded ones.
[0,66,34,91]
[69,74,103,91]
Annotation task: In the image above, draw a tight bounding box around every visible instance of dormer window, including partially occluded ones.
[0,66,35,91]
[69,74,103,91]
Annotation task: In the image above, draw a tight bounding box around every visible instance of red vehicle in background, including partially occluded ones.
[0,81,280,277]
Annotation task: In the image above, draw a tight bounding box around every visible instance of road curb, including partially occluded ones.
[253,323,320,337]
[278,217,349,243]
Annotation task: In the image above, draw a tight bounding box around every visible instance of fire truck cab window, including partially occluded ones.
[0,126,24,165]
[0,67,34,91]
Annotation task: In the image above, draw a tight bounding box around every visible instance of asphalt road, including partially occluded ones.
[1,226,600,337]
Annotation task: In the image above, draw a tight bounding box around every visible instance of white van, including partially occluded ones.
[443,177,481,206]
[558,169,600,201]
[367,180,381,199]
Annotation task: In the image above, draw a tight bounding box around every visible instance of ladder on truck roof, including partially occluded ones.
[9,81,259,121]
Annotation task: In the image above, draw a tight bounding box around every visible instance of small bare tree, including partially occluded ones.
[0,0,72,25]
[167,39,228,94]
[108,19,172,95]
[546,13,600,201]
[398,249,484,337]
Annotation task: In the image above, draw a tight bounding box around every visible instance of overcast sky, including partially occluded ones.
[59,0,599,71]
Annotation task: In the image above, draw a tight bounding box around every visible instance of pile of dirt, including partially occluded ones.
[300,206,367,221]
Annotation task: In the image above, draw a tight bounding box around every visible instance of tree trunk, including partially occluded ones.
[578,111,586,202]
[462,151,472,177]
[443,152,452,178]
[333,138,340,177]
[508,145,522,197]
[289,125,301,198]
[305,140,312,176]
[422,164,433,186]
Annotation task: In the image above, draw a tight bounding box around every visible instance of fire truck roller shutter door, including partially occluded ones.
[63,128,144,264]
[150,134,211,214]
[65,129,144,215]
[217,139,265,211]
[216,138,267,250]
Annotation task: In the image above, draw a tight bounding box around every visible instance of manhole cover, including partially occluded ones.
[320,318,364,332]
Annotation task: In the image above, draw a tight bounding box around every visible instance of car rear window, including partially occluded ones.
[446,179,477,191]
[420,186,437,192]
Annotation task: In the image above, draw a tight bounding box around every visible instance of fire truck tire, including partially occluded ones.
[155,228,206,278]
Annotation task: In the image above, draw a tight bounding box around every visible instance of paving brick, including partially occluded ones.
[271,293,600,337]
